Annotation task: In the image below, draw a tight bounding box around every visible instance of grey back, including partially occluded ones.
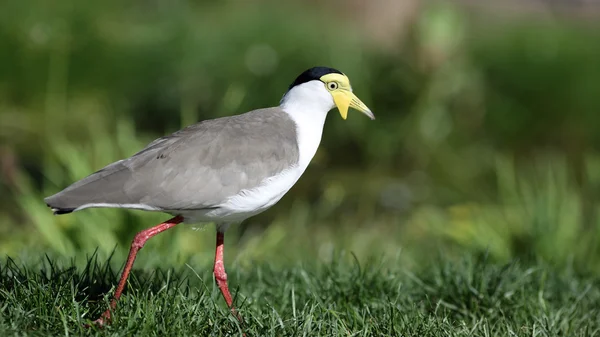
[45,107,299,212]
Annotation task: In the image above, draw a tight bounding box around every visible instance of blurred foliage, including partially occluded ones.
[1,1,600,273]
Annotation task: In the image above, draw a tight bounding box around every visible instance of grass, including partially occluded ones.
[1,252,599,336]
[1,3,600,336]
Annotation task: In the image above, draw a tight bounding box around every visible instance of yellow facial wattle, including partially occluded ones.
[320,73,374,120]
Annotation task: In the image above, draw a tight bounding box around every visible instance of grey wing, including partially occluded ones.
[43,137,176,213]
[43,160,144,213]
[44,108,300,213]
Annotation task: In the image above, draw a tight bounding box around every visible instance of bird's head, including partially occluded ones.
[282,67,374,120]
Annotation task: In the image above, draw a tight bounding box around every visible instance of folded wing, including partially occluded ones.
[44,108,299,214]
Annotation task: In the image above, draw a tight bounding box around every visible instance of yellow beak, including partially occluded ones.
[332,90,375,120]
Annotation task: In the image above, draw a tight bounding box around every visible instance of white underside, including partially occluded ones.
[178,165,304,223]
[68,81,333,227]
[66,203,161,213]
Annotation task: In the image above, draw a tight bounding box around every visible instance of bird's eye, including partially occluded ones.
[327,82,338,90]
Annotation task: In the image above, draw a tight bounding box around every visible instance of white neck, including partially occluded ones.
[280,81,335,168]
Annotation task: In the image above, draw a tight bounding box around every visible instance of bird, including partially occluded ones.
[44,66,374,326]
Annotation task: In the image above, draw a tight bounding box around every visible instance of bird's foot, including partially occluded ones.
[230,307,247,336]
[83,310,111,328]
[231,308,244,325]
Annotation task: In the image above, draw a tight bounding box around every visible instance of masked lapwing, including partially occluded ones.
[44,66,374,325]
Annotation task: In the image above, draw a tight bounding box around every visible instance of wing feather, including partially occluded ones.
[44,108,299,213]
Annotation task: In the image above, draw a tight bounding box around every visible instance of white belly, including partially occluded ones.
[179,165,306,223]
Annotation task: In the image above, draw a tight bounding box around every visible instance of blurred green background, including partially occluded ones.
[1,0,600,273]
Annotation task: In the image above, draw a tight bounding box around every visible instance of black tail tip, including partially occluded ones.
[53,209,74,215]
[46,204,74,215]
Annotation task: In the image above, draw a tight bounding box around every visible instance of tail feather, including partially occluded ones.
[43,159,137,214]
[49,206,75,215]
[44,193,77,214]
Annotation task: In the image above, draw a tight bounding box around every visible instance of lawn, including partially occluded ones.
[1,253,598,336]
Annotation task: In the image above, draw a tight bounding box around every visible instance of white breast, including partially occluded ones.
[181,81,334,224]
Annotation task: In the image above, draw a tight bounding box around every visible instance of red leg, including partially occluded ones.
[87,215,184,327]
[214,231,243,324]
